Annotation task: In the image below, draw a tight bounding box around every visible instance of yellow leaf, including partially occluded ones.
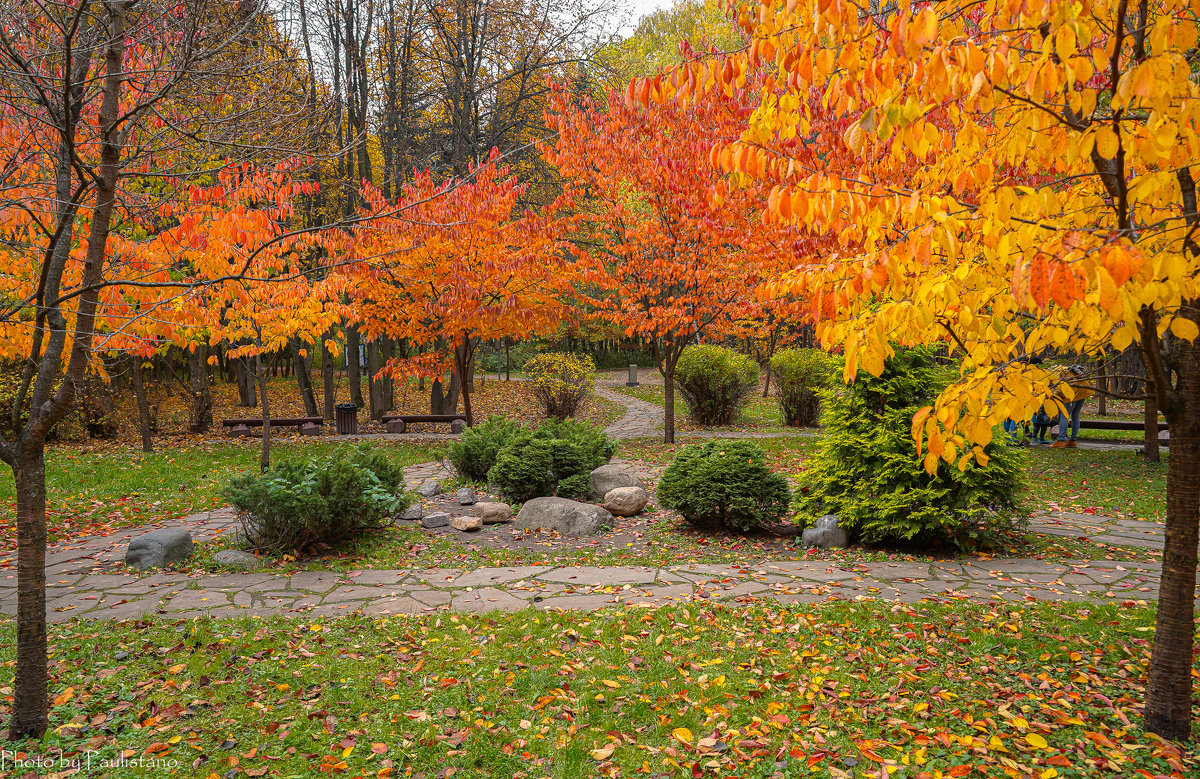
[601,679,620,688]
[1096,127,1119,160]
[168,664,185,675]
[53,687,74,706]
[673,727,694,745]
[168,735,183,745]
[1170,318,1199,341]
[590,745,615,760]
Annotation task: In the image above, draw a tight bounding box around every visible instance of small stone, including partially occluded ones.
[590,464,644,498]
[420,512,450,529]
[474,502,512,524]
[417,480,442,498]
[125,528,194,570]
[449,515,483,532]
[114,651,129,661]
[456,487,476,505]
[801,514,849,549]
[397,505,424,522]
[211,549,264,571]
[602,486,648,517]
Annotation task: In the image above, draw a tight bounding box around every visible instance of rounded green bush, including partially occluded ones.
[770,348,833,427]
[674,345,759,425]
[224,443,411,554]
[487,419,617,503]
[447,415,524,481]
[793,347,1024,548]
[657,440,791,532]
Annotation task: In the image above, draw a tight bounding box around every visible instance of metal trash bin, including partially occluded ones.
[334,403,358,435]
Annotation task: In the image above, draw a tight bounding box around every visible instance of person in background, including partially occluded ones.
[1031,405,1054,444]
[1051,365,1095,449]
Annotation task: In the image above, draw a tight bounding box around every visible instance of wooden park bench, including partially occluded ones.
[381,414,468,434]
[222,417,324,437]
[1078,419,1167,432]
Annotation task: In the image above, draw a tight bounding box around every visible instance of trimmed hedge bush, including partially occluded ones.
[770,348,833,427]
[674,345,759,425]
[447,415,523,481]
[793,347,1023,548]
[487,419,617,503]
[657,440,791,532]
[225,444,410,554]
[525,352,595,420]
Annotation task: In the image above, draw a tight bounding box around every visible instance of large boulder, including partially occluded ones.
[801,515,849,549]
[125,529,194,570]
[212,549,263,571]
[602,486,648,517]
[474,502,512,524]
[456,487,477,506]
[417,480,442,498]
[514,498,612,537]
[589,464,644,498]
[396,505,424,522]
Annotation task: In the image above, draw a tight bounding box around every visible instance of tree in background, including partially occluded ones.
[649,0,1200,739]
[349,150,575,425]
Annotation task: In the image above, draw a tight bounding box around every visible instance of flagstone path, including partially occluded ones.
[1,457,1188,623]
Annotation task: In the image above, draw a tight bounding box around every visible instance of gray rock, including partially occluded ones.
[397,504,424,522]
[456,487,476,505]
[211,549,263,571]
[450,515,483,532]
[590,464,644,498]
[602,486,648,517]
[801,514,849,549]
[514,498,612,537]
[417,480,442,498]
[125,528,194,570]
[420,512,450,529]
[474,502,512,524]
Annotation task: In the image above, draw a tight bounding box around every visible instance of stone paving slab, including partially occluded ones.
[2,556,1192,622]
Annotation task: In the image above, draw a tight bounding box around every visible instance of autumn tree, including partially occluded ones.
[654,0,1200,738]
[543,79,805,442]
[349,150,574,424]
[0,0,334,738]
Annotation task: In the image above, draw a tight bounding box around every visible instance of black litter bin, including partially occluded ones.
[334,403,358,435]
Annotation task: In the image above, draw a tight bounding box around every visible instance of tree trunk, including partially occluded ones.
[455,337,475,426]
[505,339,511,381]
[381,338,395,413]
[131,356,152,453]
[663,366,676,444]
[235,356,257,407]
[1143,333,1200,740]
[1145,377,1160,463]
[257,353,271,473]
[1096,356,1108,416]
[187,345,213,433]
[431,378,445,415]
[321,332,336,420]
[367,340,382,420]
[292,338,318,418]
[346,326,364,407]
[8,452,48,739]
[446,371,461,413]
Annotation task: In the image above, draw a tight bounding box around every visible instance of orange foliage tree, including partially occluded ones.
[543,79,820,442]
[348,151,576,425]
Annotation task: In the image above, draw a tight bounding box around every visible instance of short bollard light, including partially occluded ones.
[627,364,639,387]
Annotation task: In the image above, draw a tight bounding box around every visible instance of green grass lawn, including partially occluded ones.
[610,385,799,433]
[5,601,1194,777]
[0,441,445,546]
[1021,448,1166,522]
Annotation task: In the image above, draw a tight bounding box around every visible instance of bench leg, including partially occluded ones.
[229,424,251,438]
[299,423,322,436]
[386,419,407,434]
[450,419,465,434]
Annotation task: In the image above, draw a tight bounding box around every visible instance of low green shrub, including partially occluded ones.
[447,415,523,481]
[657,440,791,532]
[674,345,759,425]
[487,419,617,503]
[225,444,410,554]
[525,352,595,420]
[770,348,833,427]
[793,347,1024,548]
